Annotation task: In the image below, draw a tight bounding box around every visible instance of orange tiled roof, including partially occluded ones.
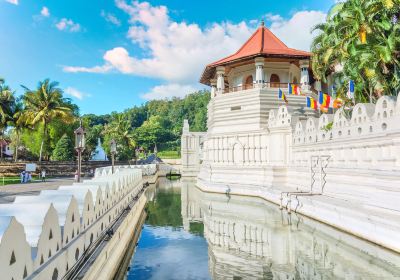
[200,24,311,85]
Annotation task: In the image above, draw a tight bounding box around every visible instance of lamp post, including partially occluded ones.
[74,121,86,183]
[110,139,117,174]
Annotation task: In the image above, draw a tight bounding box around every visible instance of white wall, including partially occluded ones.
[0,166,145,280]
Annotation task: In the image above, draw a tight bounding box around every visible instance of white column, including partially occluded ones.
[210,79,217,98]
[255,57,265,87]
[314,80,322,92]
[216,66,225,94]
[300,60,310,91]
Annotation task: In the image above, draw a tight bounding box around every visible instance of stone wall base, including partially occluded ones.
[197,176,400,254]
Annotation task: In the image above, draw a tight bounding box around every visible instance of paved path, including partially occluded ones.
[0,178,75,203]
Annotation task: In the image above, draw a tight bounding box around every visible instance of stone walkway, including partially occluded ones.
[0,178,75,203]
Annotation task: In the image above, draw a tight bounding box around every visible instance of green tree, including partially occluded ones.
[103,113,136,160]
[311,0,400,103]
[51,134,74,161]
[0,78,16,159]
[9,98,29,162]
[21,79,75,161]
[134,115,173,151]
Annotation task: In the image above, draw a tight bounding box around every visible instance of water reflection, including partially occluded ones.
[180,179,400,280]
[129,178,400,280]
[127,178,210,280]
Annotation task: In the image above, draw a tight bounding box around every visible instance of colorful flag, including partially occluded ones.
[347,80,355,99]
[288,83,300,95]
[279,89,288,103]
[320,106,329,113]
[333,98,343,109]
[318,92,331,108]
[306,96,317,110]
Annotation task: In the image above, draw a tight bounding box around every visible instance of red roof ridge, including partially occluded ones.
[200,24,311,85]
[211,26,263,66]
[209,25,310,67]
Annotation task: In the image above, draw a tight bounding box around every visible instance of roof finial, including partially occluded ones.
[260,19,265,27]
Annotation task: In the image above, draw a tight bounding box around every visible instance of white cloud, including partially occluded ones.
[149,226,195,240]
[266,10,327,51]
[141,84,199,100]
[56,18,81,32]
[64,0,253,84]
[62,64,113,74]
[5,0,18,5]
[64,87,90,100]
[101,10,121,26]
[40,7,50,17]
[63,0,326,100]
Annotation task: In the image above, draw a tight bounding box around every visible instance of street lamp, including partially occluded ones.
[110,139,117,174]
[74,120,86,182]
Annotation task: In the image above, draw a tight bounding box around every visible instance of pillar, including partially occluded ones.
[255,57,265,86]
[183,119,190,134]
[216,66,225,94]
[210,79,217,98]
[299,60,310,91]
[314,80,322,92]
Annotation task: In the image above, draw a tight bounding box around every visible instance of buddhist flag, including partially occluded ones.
[318,92,331,108]
[320,106,329,113]
[347,80,355,99]
[333,98,343,109]
[306,96,317,110]
[288,83,300,95]
[279,89,288,104]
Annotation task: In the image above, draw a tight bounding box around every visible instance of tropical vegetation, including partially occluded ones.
[0,77,210,162]
[311,0,400,103]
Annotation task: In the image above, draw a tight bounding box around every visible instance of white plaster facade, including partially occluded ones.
[180,184,400,279]
[181,120,206,177]
[0,166,146,280]
[182,94,400,253]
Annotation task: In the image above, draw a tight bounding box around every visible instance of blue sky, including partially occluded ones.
[0,0,335,115]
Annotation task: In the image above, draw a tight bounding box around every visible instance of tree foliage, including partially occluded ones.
[0,76,209,161]
[51,134,74,161]
[311,0,400,102]
[21,79,77,161]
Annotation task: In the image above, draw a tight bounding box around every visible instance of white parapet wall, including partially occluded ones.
[95,164,157,177]
[188,95,400,252]
[0,166,145,280]
[181,120,206,177]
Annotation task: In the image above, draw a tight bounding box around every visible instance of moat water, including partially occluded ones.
[123,178,400,280]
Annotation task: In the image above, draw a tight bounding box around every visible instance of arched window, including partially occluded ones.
[270,74,280,88]
[244,75,253,90]
[75,248,80,261]
[9,251,16,265]
[52,268,58,280]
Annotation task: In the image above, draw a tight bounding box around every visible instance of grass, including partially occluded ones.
[0,175,41,186]
[157,150,180,159]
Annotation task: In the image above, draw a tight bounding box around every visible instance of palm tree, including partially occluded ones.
[9,99,29,162]
[22,79,74,162]
[0,79,16,159]
[103,114,136,160]
[311,0,400,102]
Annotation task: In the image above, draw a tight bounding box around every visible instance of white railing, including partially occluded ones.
[0,167,143,280]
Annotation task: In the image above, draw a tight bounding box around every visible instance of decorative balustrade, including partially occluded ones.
[289,96,400,169]
[0,167,144,280]
[95,164,157,177]
[202,133,269,165]
[222,82,301,94]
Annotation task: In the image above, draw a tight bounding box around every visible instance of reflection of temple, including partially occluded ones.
[181,183,400,280]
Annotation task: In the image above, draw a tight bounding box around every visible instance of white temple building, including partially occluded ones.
[181,23,400,253]
[90,138,108,161]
